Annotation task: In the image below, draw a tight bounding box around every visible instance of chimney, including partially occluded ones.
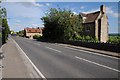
[100,5,106,13]
[37,27,40,29]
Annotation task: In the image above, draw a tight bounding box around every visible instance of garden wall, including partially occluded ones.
[58,40,119,53]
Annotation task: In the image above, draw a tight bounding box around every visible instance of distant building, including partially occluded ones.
[24,27,43,39]
[80,5,108,42]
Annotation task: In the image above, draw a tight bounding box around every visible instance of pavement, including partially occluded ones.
[2,38,40,78]
[0,48,3,80]
[12,36,119,78]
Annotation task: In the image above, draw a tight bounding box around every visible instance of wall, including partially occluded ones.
[54,40,119,53]
[100,14,108,42]
[26,33,42,39]
[82,22,95,38]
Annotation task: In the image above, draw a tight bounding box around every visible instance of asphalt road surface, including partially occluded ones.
[12,36,119,78]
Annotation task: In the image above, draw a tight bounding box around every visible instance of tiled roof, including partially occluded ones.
[25,28,43,33]
[80,11,101,23]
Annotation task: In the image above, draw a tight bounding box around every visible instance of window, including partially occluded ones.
[86,26,90,32]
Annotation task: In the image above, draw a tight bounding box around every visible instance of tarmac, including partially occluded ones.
[1,38,40,78]
[0,37,119,79]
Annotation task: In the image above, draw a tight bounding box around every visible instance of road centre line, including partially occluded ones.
[46,47,62,53]
[75,56,120,72]
[11,38,47,80]
[50,44,119,60]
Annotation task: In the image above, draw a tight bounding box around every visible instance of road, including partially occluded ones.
[12,36,119,78]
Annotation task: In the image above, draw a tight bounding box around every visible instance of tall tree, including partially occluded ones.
[41,8,83,41]
[0,1,10,44]
[0,1,2,46]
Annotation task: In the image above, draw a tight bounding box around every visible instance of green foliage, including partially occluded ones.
[0,4,10,44]
[108,36,120,44]
[73,35,96,42]
[10,30,15,34]
[85,35,91,41]
[33,35,41,39]
[74,35,83,40]
[37,36,44,41]
[41,8,83,41]
[2,18,10,44]
[17,30,24,37]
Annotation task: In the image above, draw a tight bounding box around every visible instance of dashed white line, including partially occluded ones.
[46,47,62,53]
[75,56,120,72]
[12,38,47,80]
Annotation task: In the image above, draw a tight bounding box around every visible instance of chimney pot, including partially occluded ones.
[100,5,106,13]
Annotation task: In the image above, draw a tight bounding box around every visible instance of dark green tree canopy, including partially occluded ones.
[0,2,10,44]
[41,8,83,41]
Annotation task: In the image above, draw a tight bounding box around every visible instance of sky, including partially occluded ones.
[2,1,119,33]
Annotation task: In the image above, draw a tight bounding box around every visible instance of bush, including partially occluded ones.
[37,36,44,41]
[73,35,97,42]
[74,35,83,40]
[108,36,120,44]
[85,35,91,41]
[33,35,41,39]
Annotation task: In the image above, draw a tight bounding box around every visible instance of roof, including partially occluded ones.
[25,28,43,33]
[80,11,101,23]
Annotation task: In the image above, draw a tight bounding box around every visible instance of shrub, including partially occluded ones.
[37,36,44,41]
[75,35,83,40]
[85,35,91,41]
[33,35,41,39]
[108,36,120,44]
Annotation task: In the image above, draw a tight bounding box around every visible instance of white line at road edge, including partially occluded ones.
[46,47,62,53]
[0,45,3,80]
[53,44,119,59]
[75,56,120,72]
[11,38,47,80]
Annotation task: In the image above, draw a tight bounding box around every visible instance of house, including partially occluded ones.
[80,5,108,42]
[24,27,43,39]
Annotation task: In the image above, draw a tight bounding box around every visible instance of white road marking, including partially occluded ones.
[12,38,47,80]
[51,44,119,60]
[46,47,62,53]
[75,56,120,72]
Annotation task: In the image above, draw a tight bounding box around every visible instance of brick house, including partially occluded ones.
[80,5,108,42]
[24,27,43,39]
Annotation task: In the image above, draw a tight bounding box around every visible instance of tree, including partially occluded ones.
[0,2,10,44]
[2,18,10,44]
[41,8,83,41]
[16,30,24,37]
[0,1,2,46]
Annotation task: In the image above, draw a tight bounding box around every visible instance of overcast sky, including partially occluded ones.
[2,1,119,33]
